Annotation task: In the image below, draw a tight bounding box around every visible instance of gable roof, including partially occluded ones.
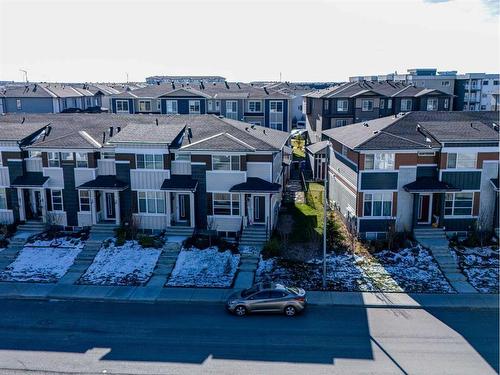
[109,122,185,144]
[181,132,256,152]
[0,121,48,141]
[420,121,498,142]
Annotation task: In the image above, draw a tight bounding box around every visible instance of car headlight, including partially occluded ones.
[228,300,238,305]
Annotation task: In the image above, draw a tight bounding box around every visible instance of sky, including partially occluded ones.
[0,0,498,83]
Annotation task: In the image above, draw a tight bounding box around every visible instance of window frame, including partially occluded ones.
[116,100,129,113]
[79,190,91,212]
[166,100,178,114]
[137,191,165,214]
[446,153,476,169]
[247,100,263,113]
[337,99,348,112]
[16,99,22,110]
[75,152,89,168]
[48,152,60,167]
[364,153,395,170]
[136,154,164,170]
[188,100,201,114]
[212,155,240,171]
[400,98,412,111]
[361,99,374,112]
[138,100,152,112]
[0,188,7,210]
[363,192,393,217]
[426,98,438,111]
[51,189,64,211]
[445,192,473,217]
[213,192,240,216]
[61,152,73,161]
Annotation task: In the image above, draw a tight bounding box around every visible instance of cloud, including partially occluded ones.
[423,0,453,3]
[481,0,500,15]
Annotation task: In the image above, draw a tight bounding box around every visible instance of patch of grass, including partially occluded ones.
[288,202,323,242]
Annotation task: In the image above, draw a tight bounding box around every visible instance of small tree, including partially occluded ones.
[326,212,345,252]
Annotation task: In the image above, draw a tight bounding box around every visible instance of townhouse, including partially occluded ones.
[0,114,290,240]
[304,80,453,180]
[109,82,293,132]
[321,111,499,239]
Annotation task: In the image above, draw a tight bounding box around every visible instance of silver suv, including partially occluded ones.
[226,282,307,317]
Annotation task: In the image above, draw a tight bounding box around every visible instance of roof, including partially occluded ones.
[160,175,198,191]
[0,121,48,141]
[403,177,460,193]
[306,140,329,154]
[77,175,128,190]
[323,111,499,151]
[1,84,56,98]
[229,177,281,192]
[11,173,49,187]
[109,122,185,144]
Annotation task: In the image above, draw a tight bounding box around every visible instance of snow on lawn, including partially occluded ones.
[0,237,84,283]
[79,240,161,286]
[167,247,240,288]
[451,247,499,293]
[256,246,453,293]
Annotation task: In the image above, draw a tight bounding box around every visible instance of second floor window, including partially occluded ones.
[361,99,373,112]
[48,152,60,167]
[61,152,73,161]
[337,99,348,112]
[364,153,394,170]
[138,100,151,112]
[401,99,412,111]
[447,153,476,169]
[76,152,88,168]
[166,100,178,114]
[270,100,283,113]
[116,100,129,112]
[427,98,438,111]
[28,150,42,158]
[247,100,262,112]
[136,154,163,169]
[189,100,200,114]
[226,101,238,119]
[212,155,240,171]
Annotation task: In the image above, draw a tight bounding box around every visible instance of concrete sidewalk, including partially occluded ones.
[0,282,497,309]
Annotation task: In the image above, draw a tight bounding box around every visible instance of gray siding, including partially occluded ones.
[62,165,78,226]
[192,164,207,229]
[441,171,481,190]
[5,97,54,113]
[360,172,398,190]
[116,163,132,219]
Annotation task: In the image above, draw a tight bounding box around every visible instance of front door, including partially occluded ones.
[33,190,42,218]
[418,194,432,224]
[105,192,116,220]
[177,194,190,222]
[253,196,265,224]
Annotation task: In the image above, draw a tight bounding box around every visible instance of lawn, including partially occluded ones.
[450,246,499,293]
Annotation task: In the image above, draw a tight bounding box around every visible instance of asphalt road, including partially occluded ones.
[0,299,497,375]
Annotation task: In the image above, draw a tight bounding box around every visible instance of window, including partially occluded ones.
[102,151,115,159]
[247,100,262,112]
[270,100,283,113]
[341,145,348,156]
[441,81,450,86]
[86,97,91,106]
[28,150,42,158]
[76,152,88,168]
[323,100,329,111]
[138,100,151,112]
[363,192,392,217]
[16,99,22,110]
[445,192,473,216]
[481,105,486,110]
[426,98,438,111]
[136,154,163,169]
[380,99,385,109]
[337,99,348,112]
[51,190,63,211]
[156,101,161,111]
[138,191,165,214]
[213,193,240,215]
[444,98,449,110]
[270,122,283,130]
[208,100,221,112]
[364,153,394,170]
[79,190,91,212]
[212,155,240,171]
[335,119,348,127]
[189,100,200,114]
[116,100,129,112]
[225,100,238,119]
[175,153,190,161]
[494,80,499,85]
[0,188,7,210]
[447,153,476,169]
[250,121,261,126]
[387,99,392,109]
[483,80,489,86]
[361,99,373,112]
[166,100,178,114]
[61,152,73,161]
[48,152,60,167]
[400,98,412,111]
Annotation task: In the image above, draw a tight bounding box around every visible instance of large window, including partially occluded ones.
[226,100,238,119]
[363,192,392,217]
[337,100,348,112]
[29,150,42,158]
[0,188,7,210]
[364,153,395,170]
[212,155,240,171]
[101,151,115,159]
[444,98,449,110]
[138,191,165,214]
[445,192,473,216]
[116,100,129,112]
[427,98,438,111]
[61,152,73,161]
[213,193,240,215]
[166,100,178,114]
[51,190,63,211]
[189,100,200,114]
[335,119,348,127]
[270,100,283,113]
[387,99,392,109]
[138,100,151,112]
[16,99,22,110]
[136,154,163,169]
[79,190,91,212]
[400,98,412,111]
[208,100,220,112]
[447,153,476,169]
[323,100,329,111]
[76,152,88,168]
[48,152,60,167]
[247,100,262,113]
[361,99,373,112]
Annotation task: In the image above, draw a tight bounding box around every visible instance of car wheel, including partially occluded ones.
[234,305,247,317]
[284,306,297,317]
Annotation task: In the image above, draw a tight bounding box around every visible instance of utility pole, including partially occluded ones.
[19,69,28,83]
[126,72,129,83]
[322,143,330,289]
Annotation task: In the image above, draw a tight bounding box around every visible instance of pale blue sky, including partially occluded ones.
[0,0,498,82]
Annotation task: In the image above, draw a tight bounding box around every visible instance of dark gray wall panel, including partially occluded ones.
[441,171,481,190]
[360,172,398,190]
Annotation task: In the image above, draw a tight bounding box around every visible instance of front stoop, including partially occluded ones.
[233,253,260,289]
[414,228,477,293]
[57,240,102,285]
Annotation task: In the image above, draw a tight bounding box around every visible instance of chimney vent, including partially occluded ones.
[109,126,114,138]
[102,131,106,144]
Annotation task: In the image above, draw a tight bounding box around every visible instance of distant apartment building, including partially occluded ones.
[146,75,226,84]
[454,73,500,112]
[109,82,293,132]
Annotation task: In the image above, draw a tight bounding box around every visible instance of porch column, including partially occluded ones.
[241,193,246,228]
[17,188,25,221]
[114,191,120,226]
[166,191,171,227]
[40,188,47,222]
[411,193,420,230]
[189,192,195,228]
[91,190,97,225]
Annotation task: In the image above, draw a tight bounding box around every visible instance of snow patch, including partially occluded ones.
[451,247,499,293]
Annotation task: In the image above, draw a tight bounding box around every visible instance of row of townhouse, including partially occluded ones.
[303,80,454,180]
[0,83,140,114]
[320,111,499,239]
[0,114,290,240]
[109,82,294,132]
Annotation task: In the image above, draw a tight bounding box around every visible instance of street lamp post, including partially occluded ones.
[322,144,330,289]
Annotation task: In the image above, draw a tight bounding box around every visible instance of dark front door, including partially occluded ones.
[253,196,265,224]
[34,190,42,217]
[418,194,431,224]
[178,194,190,222]
[105,192,116,219]
[23,189,34,220]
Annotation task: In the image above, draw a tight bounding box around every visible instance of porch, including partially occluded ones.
[11,173,49,223]
[161,175,197,228]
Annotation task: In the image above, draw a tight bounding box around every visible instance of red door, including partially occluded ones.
[418,195,431,223]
